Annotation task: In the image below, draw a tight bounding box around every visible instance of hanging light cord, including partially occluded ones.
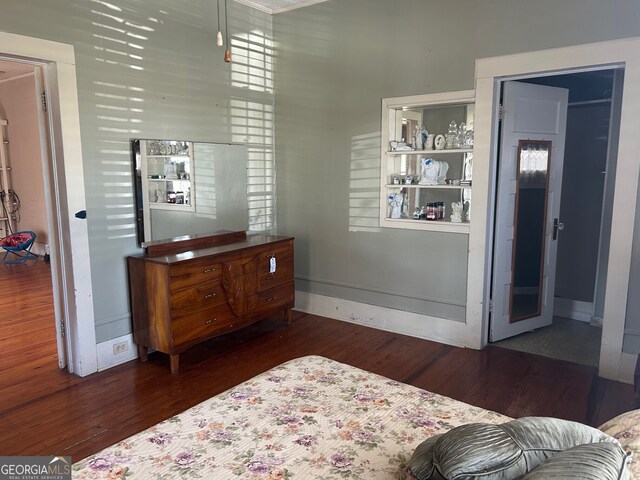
[217,0,221,32]
[216,0,223,47]
[224,0,231,62]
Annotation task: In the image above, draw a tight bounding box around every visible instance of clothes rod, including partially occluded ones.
[568,98,612,107]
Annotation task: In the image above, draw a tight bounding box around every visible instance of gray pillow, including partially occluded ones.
[408,417,620,480]
[522,442,631,479]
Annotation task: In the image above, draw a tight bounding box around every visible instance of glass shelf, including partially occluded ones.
[385,184,470,189]
[385,148,473,156]
[384,217,470,233]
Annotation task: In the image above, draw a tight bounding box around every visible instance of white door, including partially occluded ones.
[34,66,67,368]
[490,81,568,341]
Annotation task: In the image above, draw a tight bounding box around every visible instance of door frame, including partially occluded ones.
[466,37,640,382]
[0,31,97,376]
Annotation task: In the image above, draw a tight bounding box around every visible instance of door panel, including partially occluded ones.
[513,98,564,134]
[490,81,568,342]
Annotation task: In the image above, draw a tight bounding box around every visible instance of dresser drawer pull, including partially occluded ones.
[204,293,216,300]
[266,296,276,303]
[265,274,276,281]
[205,318,215,325]
[203,267,215,273]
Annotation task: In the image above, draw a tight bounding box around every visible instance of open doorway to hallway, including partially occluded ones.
[0,59,61,374]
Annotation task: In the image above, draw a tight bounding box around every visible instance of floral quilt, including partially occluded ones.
[73,355,510,479]
[599,408,640,479]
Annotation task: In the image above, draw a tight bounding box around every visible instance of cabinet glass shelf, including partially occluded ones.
[384,217,470,233]
[147,178,191,183]
[149,203,193,212]
[385,184,470,189]
[385,148,473,156]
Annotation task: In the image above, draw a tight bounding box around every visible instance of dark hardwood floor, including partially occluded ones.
[0,260,635,462]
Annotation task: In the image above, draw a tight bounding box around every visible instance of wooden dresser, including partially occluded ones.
[127,231,294,373]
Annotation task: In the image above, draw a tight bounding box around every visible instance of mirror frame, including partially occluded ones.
[132,139,249,246]
[509,139,552,323]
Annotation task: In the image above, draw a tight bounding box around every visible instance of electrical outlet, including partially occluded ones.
[113,341,129,355]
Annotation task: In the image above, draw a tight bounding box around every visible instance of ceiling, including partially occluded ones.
[234,0,330,14]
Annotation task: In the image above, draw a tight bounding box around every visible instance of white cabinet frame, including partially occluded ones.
[380,90,475,233]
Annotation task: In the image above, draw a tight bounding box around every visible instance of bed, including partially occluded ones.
[73,355,639,479]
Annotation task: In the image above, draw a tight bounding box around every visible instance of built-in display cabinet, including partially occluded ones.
[380,90,475,233]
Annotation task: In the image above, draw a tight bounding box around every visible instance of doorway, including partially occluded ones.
[490,69,620,367]
[0,59,63,370]
[0,30,97,376]
[468,37,640,382]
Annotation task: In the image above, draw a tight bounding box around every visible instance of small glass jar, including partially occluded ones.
[456,123,466,149]
[426,203,437,221]
[445,121,458,149]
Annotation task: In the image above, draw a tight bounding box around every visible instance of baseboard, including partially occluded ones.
[295,290,469,348]
[599,344,637,385]
[619,352,637,385]
[32,241,48,257]
[96,333,138,371]
[590,316,603,327]
[553,297,593,323]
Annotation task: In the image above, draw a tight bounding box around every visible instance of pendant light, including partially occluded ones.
[223,0,231,62]
[216,0,223,47]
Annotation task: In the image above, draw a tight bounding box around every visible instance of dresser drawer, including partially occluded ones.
[247,281,294,316]
[172,304,239,347]
[170,282,227,312]
[256,242,294,292]
[169,260,222,291]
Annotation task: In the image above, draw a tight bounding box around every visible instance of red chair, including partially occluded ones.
[0,231,38,264]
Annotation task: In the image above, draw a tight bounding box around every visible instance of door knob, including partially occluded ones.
[553,218,564,240]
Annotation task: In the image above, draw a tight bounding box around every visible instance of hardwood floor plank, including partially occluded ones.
[0,262,635,462]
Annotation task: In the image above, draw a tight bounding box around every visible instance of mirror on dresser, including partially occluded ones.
[132,139,248,245]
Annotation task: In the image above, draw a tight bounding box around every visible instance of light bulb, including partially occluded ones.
[216,31,223,47]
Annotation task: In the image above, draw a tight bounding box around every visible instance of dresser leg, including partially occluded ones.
[634,353,640,408]
[170,354,180,374]
[137,345,148,362]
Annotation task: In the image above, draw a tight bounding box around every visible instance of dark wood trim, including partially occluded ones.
[142,230,247,256]
[635,354,640,408]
